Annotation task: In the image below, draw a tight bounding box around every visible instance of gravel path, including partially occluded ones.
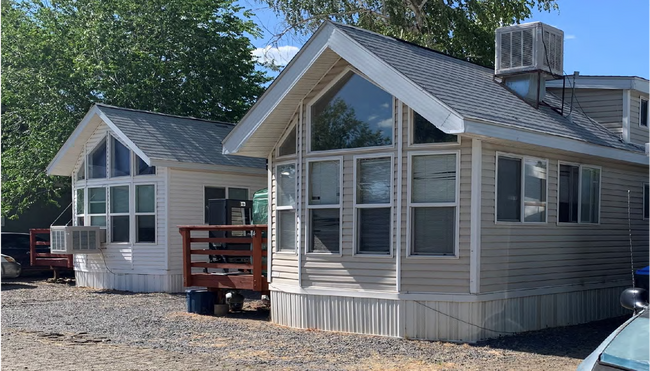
[1,277,628,370]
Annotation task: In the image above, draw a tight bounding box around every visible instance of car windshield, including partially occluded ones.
[599,309,649,371]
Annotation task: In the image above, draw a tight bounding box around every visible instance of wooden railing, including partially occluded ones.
[29,228,74,269]
[179,225,268,293]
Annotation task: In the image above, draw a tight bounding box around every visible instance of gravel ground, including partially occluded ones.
[1,277,629,371]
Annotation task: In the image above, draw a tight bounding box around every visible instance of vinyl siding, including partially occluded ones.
[72,122,168,275]
[167,168,268,273]
[630,93,649,145]
[547,88,624,134]
[480,140,649,293]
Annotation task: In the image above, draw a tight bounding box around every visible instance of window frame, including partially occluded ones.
[109,185,131,243]
[305,156,343,255]
[352,153,394,257]
[406,150,460,259]
[495,152,549,224]
[640,97,649,128]
[408,109,460,147]
[306,67,395,155]
[134,183,156,244]
[275,161,298,254]
[276,122,298,159]
[556,161,602,225]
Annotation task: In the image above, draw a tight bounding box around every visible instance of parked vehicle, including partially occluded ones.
[1,254,22,278]
[1,232,49,271]
[577,288,649,371]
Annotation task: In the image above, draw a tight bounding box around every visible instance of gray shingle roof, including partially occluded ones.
[333,23,643,153]
[96,104,266,168]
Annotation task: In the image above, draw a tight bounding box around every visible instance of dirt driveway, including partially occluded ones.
[1,278,627,370]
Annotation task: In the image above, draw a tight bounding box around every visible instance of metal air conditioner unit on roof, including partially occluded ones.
[50,226,102,254]
[495,22,564,77]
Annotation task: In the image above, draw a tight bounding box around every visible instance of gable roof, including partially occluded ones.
[223,22,647,165]
[47,104,266,176]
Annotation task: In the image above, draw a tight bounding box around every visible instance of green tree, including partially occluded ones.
[311,98,391,151]
[263,0,558,67]
[1,0,269,218]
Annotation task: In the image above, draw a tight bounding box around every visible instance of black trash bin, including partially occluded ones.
[186,290,215,315]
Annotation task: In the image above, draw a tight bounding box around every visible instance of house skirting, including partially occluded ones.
[270,284,629,342]
[75,271,184,293]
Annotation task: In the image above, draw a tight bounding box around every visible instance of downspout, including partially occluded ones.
[298,101,304,287]
[395,101,403,293]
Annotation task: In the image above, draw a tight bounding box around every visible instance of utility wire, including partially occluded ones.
[415,301,520,335]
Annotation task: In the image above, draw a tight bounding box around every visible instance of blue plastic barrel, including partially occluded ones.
[635,266,649,292]
[186,290,215,315]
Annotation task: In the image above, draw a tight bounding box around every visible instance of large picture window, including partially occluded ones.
[496,155,548,223]
[409,153,457,256]
[276,163,296,252]
[311,71,393,152]
[355,156,392,255]
[558,163,600,223]
[308,159,341,253]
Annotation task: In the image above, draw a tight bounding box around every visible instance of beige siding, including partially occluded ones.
[630,93,649,145]
[480,141,649,293]
[548,88,624,134]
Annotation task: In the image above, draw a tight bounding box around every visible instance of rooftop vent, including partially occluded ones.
[495,22,564,77]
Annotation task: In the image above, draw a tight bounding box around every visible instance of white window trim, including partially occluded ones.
[352,153,394,257]
[134,184,157,244]
[305,156,343,256]
[109,185,131,244]
[408,108,461,148]
[640,183,650,221]
[275,121,298,160]
[306,66,395,155]
[275,161,298,254]
[406,150,460,259]
[640,97,649,128]
[556,161,602,225]
[494,152,549,225]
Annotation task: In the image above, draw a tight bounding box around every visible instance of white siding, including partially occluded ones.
[167,168,268,273]
[480,140,649,293]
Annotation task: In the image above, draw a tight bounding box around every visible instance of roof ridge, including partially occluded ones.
[94,103,236,126]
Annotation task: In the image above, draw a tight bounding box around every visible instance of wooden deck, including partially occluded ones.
[179,225,268,293]
[29,228,74,270]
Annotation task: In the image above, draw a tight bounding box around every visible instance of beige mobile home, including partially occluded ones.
[223,22,649,342]
[47,104,267,292]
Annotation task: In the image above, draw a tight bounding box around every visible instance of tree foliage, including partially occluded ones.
[262,0,558,67]
[1,0,269,218]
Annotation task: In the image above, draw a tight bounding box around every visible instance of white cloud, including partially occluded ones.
[376,118,393,128]
[565,34,576,40]
[252,45,300,67]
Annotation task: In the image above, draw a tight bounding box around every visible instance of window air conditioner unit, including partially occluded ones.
[495,22,563,77]
[50,226,102,254]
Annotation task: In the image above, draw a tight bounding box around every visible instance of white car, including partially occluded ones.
[1,254,22,278]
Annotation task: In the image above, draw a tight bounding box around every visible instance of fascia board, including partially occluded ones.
[94,108,152,166]
[222,24,337,155]
[150,159,266,175]
[46,105,102,176]
[327,30,464,133]
[547,77,650,94]
[464,119,649,165]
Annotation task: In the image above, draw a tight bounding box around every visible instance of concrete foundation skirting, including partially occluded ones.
[271,285,629,342]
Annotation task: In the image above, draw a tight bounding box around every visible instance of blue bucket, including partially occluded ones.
[186,290,215,315]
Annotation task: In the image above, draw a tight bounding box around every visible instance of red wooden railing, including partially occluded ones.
[179,225,268,293]
[29,228,74,269]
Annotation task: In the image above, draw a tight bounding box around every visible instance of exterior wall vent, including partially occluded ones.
[495,22,564,77]
[50,226,102,254]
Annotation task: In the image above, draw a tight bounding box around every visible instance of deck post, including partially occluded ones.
[180,228,192,288]
[252,226,263,292]
[29,229,37,267]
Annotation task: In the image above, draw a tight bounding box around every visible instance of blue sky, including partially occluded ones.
[242,1,649,79]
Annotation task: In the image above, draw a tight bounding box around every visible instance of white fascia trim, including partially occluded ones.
[547,76,650,94]
[94,109,152,166]
[327,30,464,134]
[46,105,103,176]
[270,279,629,302]
[222,24,337,155]
[464,119,649,165]
[151,160,266,175]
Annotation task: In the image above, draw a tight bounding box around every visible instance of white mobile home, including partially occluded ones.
[47,104,267,292]
[222,22,649,342]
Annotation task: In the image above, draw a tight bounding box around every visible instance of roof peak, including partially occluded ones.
[94,103,235,127]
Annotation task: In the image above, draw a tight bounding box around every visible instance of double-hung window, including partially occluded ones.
[88,187,107,226]
[558,163,600,223]
[307,159,341,253]
[355,156,392,255]
[110,186,130,242]
[136,185,156,243]
[409,153,458,256]
[496,155,548,223]
[276,163,296,252]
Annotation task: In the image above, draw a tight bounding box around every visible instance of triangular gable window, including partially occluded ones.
[311,71,393,151]
[88,138,107,179]
[111,137,131,177]
[278,125,297,156]
[76,160,85,181]
[136,155,156,175]
[412,111,457,144]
